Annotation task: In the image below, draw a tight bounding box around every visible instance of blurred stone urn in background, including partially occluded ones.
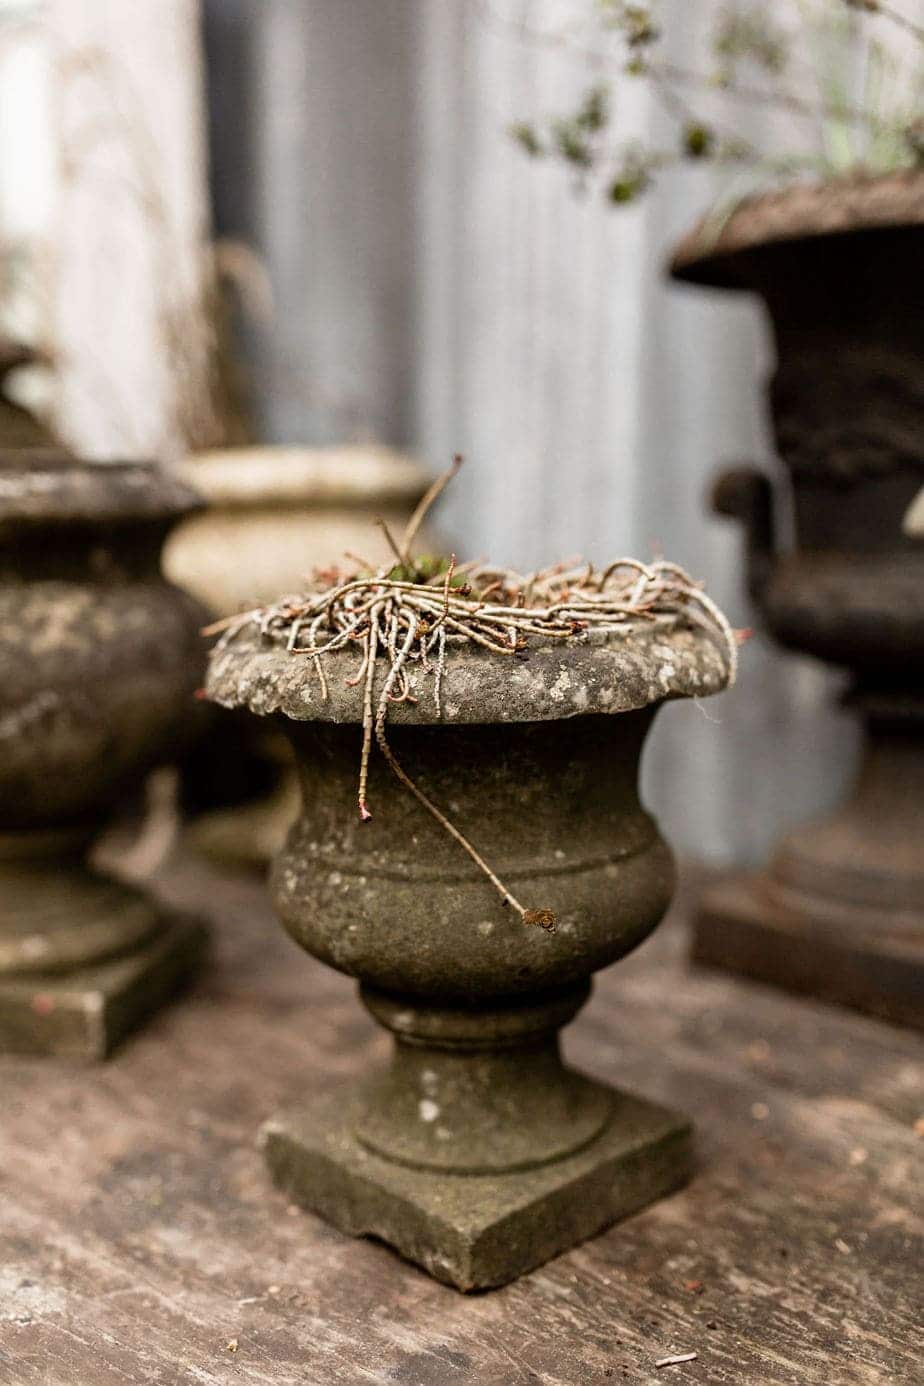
[0,455,208,1058]
[672,171,924,1028]
[205,616,733,1290]
[165,444,439,611]
[0,342,61,452]
[165,444,441,866]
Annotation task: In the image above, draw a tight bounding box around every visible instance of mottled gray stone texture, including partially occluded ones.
[206,616,730,726]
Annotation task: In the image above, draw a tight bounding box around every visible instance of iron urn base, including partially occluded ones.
[693,872,923,1030]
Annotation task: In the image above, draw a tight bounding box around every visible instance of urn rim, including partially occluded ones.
[205,617,732,726]
[0,453,203,532]
[669,168,924,290]
[171,444,432,512]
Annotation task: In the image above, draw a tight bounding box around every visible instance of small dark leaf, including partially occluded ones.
[623,5,659,47]
[713,11,789,76]
[682,122,714,159]
[575,84,609,133]
[553,119,594,168]
[607,165,649,203]
[510,122,544,158]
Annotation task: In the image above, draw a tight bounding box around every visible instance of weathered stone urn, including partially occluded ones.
[672,171,924,1028]
[0,455,208,1058]
[164,444,438,612]
[166,444,440,867]
[206,617,732,1289]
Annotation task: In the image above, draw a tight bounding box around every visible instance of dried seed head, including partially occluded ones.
[523,909,558,933]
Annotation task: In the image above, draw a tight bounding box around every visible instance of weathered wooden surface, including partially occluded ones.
[1,856,921,1385]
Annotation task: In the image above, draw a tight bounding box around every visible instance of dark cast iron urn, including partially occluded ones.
[672,171,924,1028]
[206,617,733,1290]
[0,455,208,1058]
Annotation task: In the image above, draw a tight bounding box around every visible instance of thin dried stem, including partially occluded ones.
[374,716,554,929]
[376,517,407,571]
[399,455,462,564]
[357,605,382,821]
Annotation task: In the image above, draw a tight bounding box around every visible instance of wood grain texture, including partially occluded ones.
[1,855,921,1385]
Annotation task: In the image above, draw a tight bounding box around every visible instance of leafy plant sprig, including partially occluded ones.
[495,0,924,204]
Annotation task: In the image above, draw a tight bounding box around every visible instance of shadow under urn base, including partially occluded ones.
[206,620,732,1289]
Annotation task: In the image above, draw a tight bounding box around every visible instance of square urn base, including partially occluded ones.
[693,873,924,1030]
[0,915,208,1060]
[261,1085,692,1291]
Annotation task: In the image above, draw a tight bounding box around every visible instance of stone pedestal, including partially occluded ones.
[207,619,732,1288]
[263,1094,689,1293]
[263,980,689,1290]
[0,829,205,1058]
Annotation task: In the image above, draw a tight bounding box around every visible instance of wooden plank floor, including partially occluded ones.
[1,855,921,1386]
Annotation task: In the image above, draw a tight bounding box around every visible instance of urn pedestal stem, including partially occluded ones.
[354,982,615,1174]
[262,969,690,1292]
